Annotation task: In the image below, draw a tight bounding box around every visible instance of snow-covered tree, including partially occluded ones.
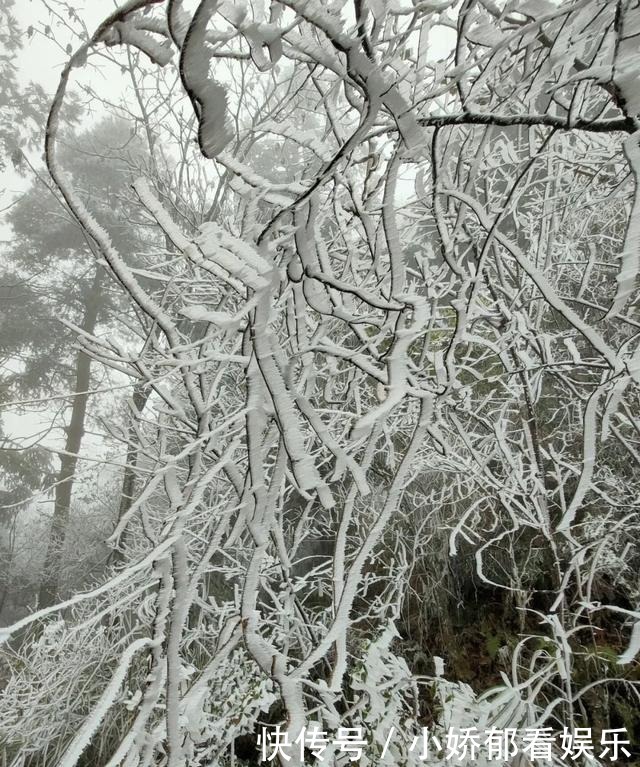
[2,1,640,765]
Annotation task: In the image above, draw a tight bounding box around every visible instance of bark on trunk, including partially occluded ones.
[110,383,149,565]
[37,269,102,609]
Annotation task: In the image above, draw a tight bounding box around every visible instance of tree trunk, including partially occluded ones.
[110,382,149,565]
[37,269,102,609]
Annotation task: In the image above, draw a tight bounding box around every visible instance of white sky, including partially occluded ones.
[1,4,113,230]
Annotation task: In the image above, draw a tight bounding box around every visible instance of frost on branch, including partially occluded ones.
[180,0,233,159]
